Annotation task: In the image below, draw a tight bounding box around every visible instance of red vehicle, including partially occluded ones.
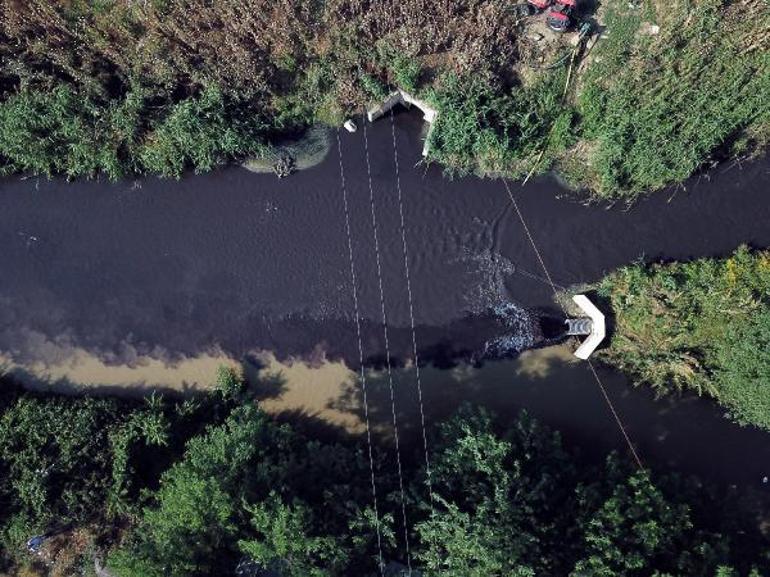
[527,0,552,10]
[547,0,577,32]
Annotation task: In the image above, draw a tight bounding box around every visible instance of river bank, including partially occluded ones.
[5,341,770,495]
[3,367,767,577]
[2,1,766,198]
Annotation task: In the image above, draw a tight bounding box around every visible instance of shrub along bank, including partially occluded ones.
[0,0,767,196]
[0,373,768,576]
[597,247,770,430]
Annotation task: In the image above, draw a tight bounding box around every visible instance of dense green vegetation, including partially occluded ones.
[424,70,576,178]
[0,373,768,576]
[575,0,770,198]
[598,246,770,429]
[0,84,268,179]
[0,0,766,194]
[0,0,518,179]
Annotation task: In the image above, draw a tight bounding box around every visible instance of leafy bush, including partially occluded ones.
[138,86,267,178]
[0,87,127,179]
[0,388,183,572]
[598,247,770,429]
[390,55,421,94]
[714,310,770,428]
[360,74,390,102]
[425,71,574,177]
[0,396,123,525]
[375,42,422,94]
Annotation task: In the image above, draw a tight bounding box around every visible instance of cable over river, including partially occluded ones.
[1,110,769,490]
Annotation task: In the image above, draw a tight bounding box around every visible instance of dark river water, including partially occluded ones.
[1,110,769,488]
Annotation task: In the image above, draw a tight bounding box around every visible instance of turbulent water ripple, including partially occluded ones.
[483,302,537,358]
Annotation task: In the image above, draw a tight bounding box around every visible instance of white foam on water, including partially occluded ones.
[457,247,517,314]
[456,247,536,357]
[484,302,537,357]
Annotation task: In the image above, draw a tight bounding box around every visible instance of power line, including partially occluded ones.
[515,265,568,291]
[587,359,644,470]
[387,107,435,511]
[502,179,566,315]
[501,178,644,471]
[335,129,386,575]
[363,113,413,573]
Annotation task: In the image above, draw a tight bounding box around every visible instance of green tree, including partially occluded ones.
[415,407,572,575]
[109,405,289,576]
[238,493,348,577]
[2,383,768,576]
[215,365,246,400]
[416,496,535,577]
[109,404,369,577]
[572,464,692,577]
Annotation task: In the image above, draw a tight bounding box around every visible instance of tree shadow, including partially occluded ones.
[0,365,197,400]
[327,346,594,453]
[0,354,291,404]
[268,407,362,445]
[241,353,288,401]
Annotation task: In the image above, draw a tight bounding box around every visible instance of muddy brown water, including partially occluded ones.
[1,109,769,491]
[257,346,770,491]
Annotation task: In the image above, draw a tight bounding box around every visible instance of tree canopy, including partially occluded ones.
[0,376,767,576]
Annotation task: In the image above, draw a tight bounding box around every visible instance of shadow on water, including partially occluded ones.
[1,353,290,405]
[242,353,288,400]
[328,345,770,493]
[268,407,364,445]
[4,340,770,504]
[1,365,200,400]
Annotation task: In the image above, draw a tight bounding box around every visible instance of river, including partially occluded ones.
[1,109,769,491]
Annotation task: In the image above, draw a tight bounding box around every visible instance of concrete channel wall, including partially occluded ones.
[367,89,438,156]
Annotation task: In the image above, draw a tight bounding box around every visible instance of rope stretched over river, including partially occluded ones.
[501,178,645,471]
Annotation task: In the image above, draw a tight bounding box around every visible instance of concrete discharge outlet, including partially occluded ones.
[569,294,606,360]
[365,89,438,157]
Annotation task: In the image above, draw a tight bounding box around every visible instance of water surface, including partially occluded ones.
[1,110,769,490]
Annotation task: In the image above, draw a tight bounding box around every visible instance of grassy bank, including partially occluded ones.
[1,373,768,576]
[0,0,767,196]
[597,247,770,429]
[571,0,770,198]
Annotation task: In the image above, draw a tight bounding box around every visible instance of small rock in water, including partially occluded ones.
[272,153,296,178]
